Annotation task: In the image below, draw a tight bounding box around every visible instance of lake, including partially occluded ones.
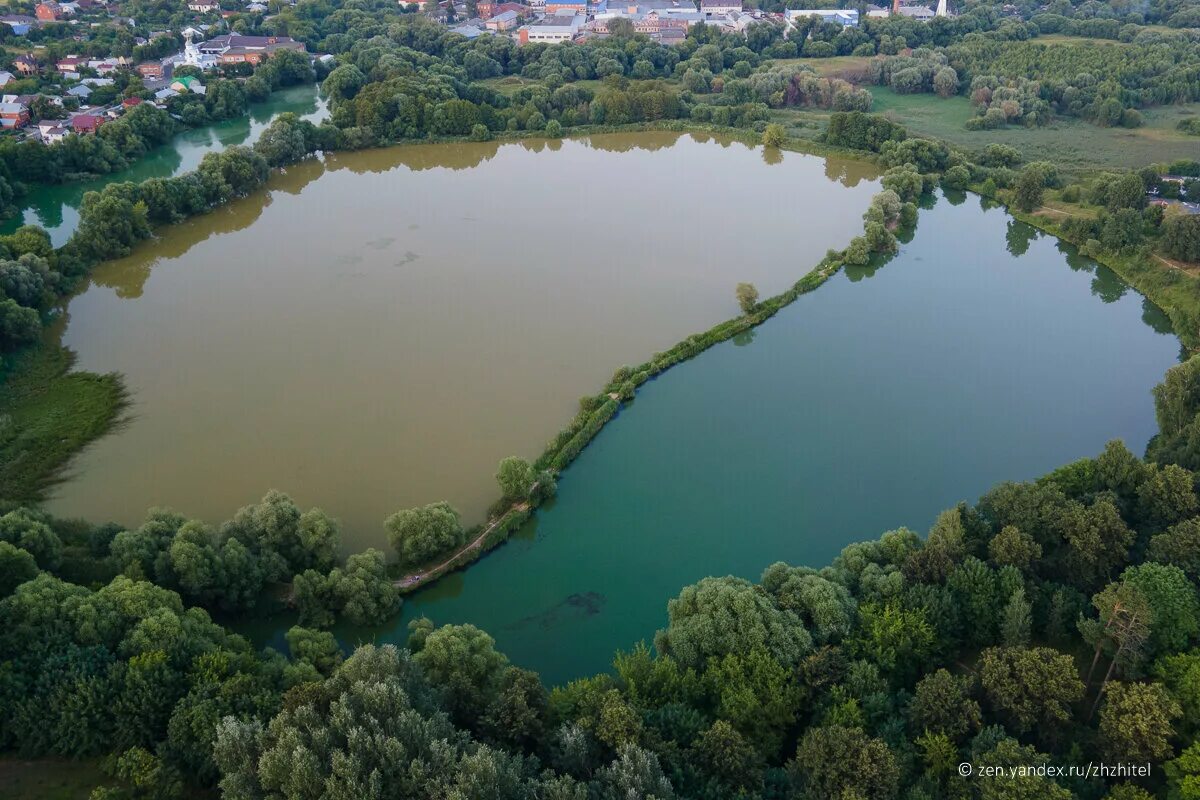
[2,84,328,247]
[353,190,1181,686]
[45,132,882,546]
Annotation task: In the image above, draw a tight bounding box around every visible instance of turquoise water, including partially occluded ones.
[350,192,1180,686]
[3,84,326,246]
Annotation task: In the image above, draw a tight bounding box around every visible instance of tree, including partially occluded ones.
[789,725,899,800]
[322,64,365,101]
[385,501,466,568]
[978,646,1084,739]
[496,456,535,501]
[1000,587,1032,646]
[0,541,38,596]
[1160,212,1200,263]
[1105,172,1147,212]
[414,623,509,728]
[1080,581,1153,715]
[0,298,41,352]
[606,17,634,36]
[1148,518,1200,581]
[253,113,314,168]
[759,562,856,643]
[1013,165,1045,212]
[1057,496,1134,590]
[0,509,63,570]
[1119,563,1199,659]
[908,668,981,741]
[285,625,343,675]
[735,282,759,315]
[654,575,812,670]
[988,525,1041,571]
[762,123,785,148]
[481,667,547,750]
[1165,741,1200,800]
[694,720,759,790]
[850,601,934,681]
[593,745,675,800]
[704,648,803,755]
[1136,463,1198,533]
[933,66,958,98]
[330,548,400,626]
[1099,681,1182,763]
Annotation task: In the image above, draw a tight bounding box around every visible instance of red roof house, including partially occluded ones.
[70,113,104,133]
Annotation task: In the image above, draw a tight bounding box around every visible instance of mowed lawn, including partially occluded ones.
[866,86,1200,171]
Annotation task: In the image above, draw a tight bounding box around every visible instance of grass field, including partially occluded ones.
[865,86,1200,171]
[0,757,109,800]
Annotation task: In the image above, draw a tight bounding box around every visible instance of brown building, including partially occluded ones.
[14,54,41,75]
[137,61,165,79]
[35,2,63,21]
[0,102,30,130]
[199,34,307,66]
[70,113,104,134]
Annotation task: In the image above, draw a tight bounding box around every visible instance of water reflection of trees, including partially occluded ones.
[326,140,504,173]
[1142,297,1175,336]
[822,156,880,189]
[90,159,327,298]
[1090,265,1128,304]
[581,131,683,153]
[1005,219,1039,257]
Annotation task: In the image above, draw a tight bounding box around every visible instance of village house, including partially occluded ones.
[449,22,488,37]
[188,0,220,11]
[0,101,30,129]
[0,15,37,35]
[170,75,206,94]
[56,55,86,74]
[35,2,70,21]
[0,72,13,88]
[37,121,69,143]
[477,0,525,17]
[86,59,121,74]
[69,112,103,133]
[14,55,41,76]
[485,9,519,29]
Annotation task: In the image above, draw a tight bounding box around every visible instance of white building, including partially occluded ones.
[518,12,584,42]
[784,8,858,26]
[699,0,740,16]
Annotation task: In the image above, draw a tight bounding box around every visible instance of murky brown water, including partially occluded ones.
[46,132,879,548]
